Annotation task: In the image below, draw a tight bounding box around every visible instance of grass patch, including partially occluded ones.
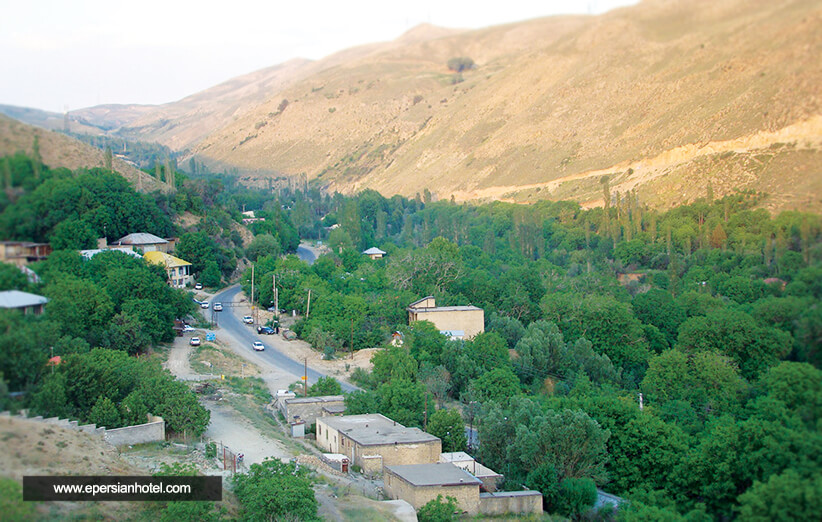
[191,343,260,378]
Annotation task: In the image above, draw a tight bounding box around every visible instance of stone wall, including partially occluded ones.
[103,415,165,446]
[479,491,543,516]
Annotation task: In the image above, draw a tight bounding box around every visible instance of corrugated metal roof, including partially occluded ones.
[0,290,49,309]
[362,247,386,255]
[114,233,168,246]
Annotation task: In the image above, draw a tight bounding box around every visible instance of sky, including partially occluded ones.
[0,0,637,113]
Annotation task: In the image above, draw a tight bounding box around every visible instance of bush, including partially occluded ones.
[446,57,475,72]
[556,477,597,518]
[418,494,459,522]
[205,442,217,459]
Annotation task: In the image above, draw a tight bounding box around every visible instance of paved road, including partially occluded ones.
[296,245,317,264]
[210,285,358,393]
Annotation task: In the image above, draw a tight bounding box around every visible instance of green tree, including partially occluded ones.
[88,396,122,428]
[199,260,222,287]
[102,312,151,355]
[417,494,459,522]
[641,350,746,421]
[525,463,561,511]
[426,408,466,452]
[737,469,822,521]
[0,262,27,291]
[232,459,319,521]
[308,376,342,396]
[377,378,426,427]
[468,367,520,404]
[245,234,281,262]
[556,477,597,519]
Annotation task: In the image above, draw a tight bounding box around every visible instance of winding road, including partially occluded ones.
[209,285,358,393]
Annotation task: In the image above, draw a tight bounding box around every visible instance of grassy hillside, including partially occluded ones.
[0,114,165,192]
[188,0,821,212]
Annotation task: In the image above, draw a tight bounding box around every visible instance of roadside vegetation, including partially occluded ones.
[0,150,820,520]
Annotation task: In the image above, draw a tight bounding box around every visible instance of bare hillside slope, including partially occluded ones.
[190,0,822,212]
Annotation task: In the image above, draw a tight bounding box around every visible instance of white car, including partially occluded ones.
[200,302,209,309]
[194,283,203,290]
[252,341,265,351]
[243,316,253,324]
[190,337,201,346]
[214,302,223,312]
[183,325,195,333]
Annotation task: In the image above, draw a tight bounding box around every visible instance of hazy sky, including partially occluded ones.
[0,0,636,113]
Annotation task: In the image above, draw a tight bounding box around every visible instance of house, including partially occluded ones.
[80,248,143,261]
[439,451,503,492]
[384,461,543,516]
[316,414,441,474]
[362,247,386,260]
[276,394,346,427]
[384,463,483,514]
[112,233,170,253]
[143,251,193,288]
[407,296,485,340]
[0,290,49,315]
[0,241,51,267]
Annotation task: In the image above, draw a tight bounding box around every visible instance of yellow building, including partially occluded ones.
[143,251,193,288]
[407,296,485,340]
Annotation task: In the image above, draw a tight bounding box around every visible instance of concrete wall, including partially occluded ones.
[384,470,480,515]
[479,491,543,516]
[103,415,165,446]
[316,417,341,453]
[410,309,485,339]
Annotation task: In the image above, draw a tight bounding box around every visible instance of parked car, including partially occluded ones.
[257,326,275,335]
[189,337,201,346]
[200,302,209,309]
[252,341,265,351]
[194,283,203,290]
[213,302,223,311]
[183,324,195,333]
[243,316,253,324]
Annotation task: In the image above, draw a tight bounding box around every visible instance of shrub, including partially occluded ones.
[446,57,475,72]
[418,494,459,522]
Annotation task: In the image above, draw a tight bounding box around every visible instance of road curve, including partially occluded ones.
[211,285,359,393]
[296,245,317,264]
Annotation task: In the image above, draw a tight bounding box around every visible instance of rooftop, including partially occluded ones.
[320,414,439,446]
[362,247,386,255]
[407,305,482,312]
[143,250,191,267]
[439,452,502,479]
[386,463,483,487]
[284,395,345,405]
[114,233,168,246]
[0,290,49,309]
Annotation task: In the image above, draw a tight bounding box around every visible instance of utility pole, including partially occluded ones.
[350,318,354,360]
[251,264,255,325]
[306,289,311,318]
[273,274,279,321]
[304,358,308,397]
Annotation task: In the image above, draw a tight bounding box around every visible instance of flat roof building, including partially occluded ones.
[384,462,483,514]
[407,296,484,340]
[316,414,441,475]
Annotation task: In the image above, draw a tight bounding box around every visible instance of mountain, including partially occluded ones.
[0,114,165,192]
[185,0,822,212]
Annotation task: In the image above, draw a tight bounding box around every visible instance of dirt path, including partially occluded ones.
[204,401,291,466]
